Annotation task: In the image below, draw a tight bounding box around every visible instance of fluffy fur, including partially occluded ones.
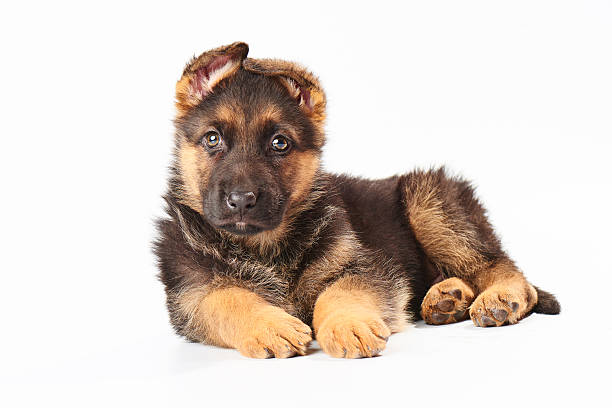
[154,42,560,358]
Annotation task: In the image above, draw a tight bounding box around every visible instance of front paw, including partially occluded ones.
[237,308,312,358]
[316,313,391,358]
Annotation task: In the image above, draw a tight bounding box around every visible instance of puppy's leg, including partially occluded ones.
[421,277,475,324]
[403,168,558,327]
[469,260,538,326]
[313,275,396,358]
[177,286,312,358]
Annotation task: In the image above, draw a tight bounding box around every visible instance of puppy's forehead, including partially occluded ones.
[189,71,309,142]
[213,102,246,130]
[219,72,290,120]
[212,99,282,128]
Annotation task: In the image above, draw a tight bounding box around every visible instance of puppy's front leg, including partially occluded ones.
[180,287,312,358]
[313,276,392,358]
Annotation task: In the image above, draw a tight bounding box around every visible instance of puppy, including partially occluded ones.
[155,42,560,358]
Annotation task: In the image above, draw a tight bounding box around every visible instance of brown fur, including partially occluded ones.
[243,57,326,145]
[213,104,246,135]
[469,260,538,326]
[313,275,393,358]
[177,286,311,358]
[175,42,248,117]
[404,169,543,327]
[403,168,491,277]
[155,42,560,360]
[283,152,321,209]
[239,153,321,253]
[176,139,209,213]
[421,277,475,325]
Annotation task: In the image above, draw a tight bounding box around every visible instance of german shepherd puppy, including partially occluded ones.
[155,42,560,359]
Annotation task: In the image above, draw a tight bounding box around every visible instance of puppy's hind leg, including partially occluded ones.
[402,168,560,327]
[468,260,539,327]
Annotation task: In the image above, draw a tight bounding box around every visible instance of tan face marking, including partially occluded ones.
[177,138,210,213]
[239,150,320,252]
[213,103,246,138]
[283,151,320,210]
[255,105,283,127]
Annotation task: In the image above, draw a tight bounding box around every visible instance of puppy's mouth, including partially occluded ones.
[213,214,285,235]
[203,196,287,236]
[218,221,267,236]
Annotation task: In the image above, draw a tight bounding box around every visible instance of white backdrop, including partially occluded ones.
[1,1,610,407]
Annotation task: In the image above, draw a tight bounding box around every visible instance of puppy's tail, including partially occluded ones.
[532,286,561,315]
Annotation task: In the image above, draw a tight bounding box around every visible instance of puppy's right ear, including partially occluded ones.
[175,42,249,116]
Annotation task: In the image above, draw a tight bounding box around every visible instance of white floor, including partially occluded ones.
[3,305,608,407]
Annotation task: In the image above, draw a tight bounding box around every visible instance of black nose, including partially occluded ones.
[226,191,257,212]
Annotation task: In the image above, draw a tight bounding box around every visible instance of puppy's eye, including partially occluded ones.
[271,135,290,152]
[202,131,222,149]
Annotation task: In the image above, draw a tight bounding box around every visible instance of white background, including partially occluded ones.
[1,1,610,406]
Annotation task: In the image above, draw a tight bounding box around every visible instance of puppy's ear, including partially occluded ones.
[243,58,326,137]
[175,42,249,116]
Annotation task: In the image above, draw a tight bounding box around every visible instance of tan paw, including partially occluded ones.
[316,313,391,358]
[469,284,536,327]
[421,277,475,325]
[236,307,312,358]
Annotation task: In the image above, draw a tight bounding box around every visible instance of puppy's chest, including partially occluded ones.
[211,247,301,291]
[217,247,333,303]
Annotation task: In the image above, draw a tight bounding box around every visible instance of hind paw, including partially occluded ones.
[469,284,536,327]
[421,277,475,325]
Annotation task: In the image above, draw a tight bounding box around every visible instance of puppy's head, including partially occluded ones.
[172,42,326,237]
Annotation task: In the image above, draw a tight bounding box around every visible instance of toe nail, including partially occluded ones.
[432,312,450,323]
[437,299,455,312]
[492,308,508,322]
[449,289,462,300]
[510,302,520,312]
[481,316,497,327]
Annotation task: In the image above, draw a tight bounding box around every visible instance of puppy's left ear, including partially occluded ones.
[243,58,326,138]
[175,42,249,116]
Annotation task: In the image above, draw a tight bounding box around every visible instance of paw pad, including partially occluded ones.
[470,290,526,328]
[436,299,455,312]
[421,278,475,325]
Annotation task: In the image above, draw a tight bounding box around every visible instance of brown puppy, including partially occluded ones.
[155,42,560,359]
